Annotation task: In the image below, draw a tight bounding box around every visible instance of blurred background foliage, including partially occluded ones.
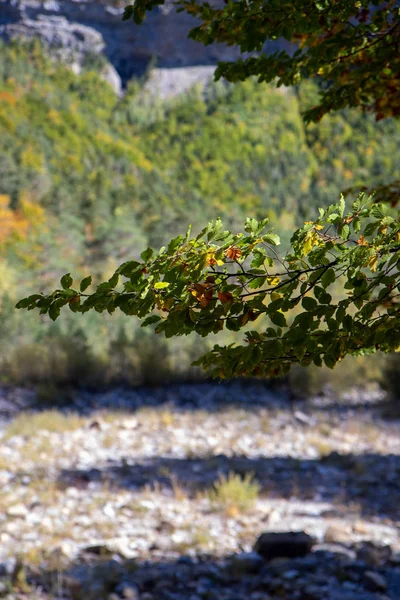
[1,40,400,395]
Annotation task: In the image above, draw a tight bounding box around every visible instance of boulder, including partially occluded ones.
[254,531,315,561]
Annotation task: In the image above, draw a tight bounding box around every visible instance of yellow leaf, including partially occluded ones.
[302,230,321,256]
[367,253,379,273]
[267,276,280,286]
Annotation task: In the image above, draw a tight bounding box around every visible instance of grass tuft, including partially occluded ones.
[3,410,85,440]
[206,471,260,516]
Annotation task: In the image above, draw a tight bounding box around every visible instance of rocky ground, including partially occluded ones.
[0,381,399,599]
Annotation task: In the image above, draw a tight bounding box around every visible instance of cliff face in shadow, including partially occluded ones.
[0,0,291,88]
[0,0,245,83]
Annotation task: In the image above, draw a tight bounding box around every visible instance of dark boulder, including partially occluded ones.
[254,531,315,561]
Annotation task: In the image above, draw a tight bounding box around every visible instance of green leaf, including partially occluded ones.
[337,223,350,240]
[141,315,163,327]
[321,268,336,288]
[270,311,286,327]
[122,5,134,20]
[61,273,73,290]
[141,247,154,262]
[108,273,119,288]
[49,303,61,321]
[263,233,280,246]
[302,296,318,311]
[245,217,258,233]
[80,276,92,293]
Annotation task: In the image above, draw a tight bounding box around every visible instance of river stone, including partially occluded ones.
[357,542,392,566]
[363,570,387,592]
[229,552,264,576]
[324,524,352,544]
[115,582,140,599]
[254,531,315,561]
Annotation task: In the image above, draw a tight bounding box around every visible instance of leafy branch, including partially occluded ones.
[17,193,400,378]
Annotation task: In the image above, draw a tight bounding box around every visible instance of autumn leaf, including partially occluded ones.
[267,276,280,286]
[367,253,379,273]
[357,235,368,246]
[191,283,214,308]
[302,230,322,256]
[218,291,233,303]
[205,251,224,266]
[225,246,242,260]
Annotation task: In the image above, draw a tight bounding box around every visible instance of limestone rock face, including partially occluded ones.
[144,66,216,99]
[0,0,245,85]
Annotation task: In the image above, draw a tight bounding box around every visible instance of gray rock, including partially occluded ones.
[302,584,325,600]
[115,582,140,600]
[229,552,264,576]
[82,544,117,557]
[92,559,125,587]
[1,15,105,63]
[357,542,392,567]
[282,569,299,580]
[64,575,86,599]
[101,62,122,96]
[6,504,28,519]
[323,524,352,544]
[88,581,108,600]
[363,570,387,592]
[144,66,215,99]
[254,532,315,561]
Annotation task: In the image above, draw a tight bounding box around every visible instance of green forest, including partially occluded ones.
[1,40,400,392]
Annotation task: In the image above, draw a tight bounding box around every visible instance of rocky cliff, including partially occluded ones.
[0,0,245,88]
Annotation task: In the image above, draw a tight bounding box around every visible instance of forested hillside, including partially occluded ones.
[1,41,400,389]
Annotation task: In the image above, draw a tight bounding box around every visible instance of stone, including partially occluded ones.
[302,584,325,600]
[115,582,140,600]
[88,581,108,600]
[293,410,316,426]
[324,524,352,544]
[229,552,264,576]
[6,504,28,518]
[82,544,116,557]
[254,532,315,561]
[92,560,125,587]
[64,575,85,600]
[357,542,392,567]
[282,569,299,580]
[363,570,387,592]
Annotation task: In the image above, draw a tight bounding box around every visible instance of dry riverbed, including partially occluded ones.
[0,381,399,599]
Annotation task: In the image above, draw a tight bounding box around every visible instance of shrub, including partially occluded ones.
[207,471,260,516]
